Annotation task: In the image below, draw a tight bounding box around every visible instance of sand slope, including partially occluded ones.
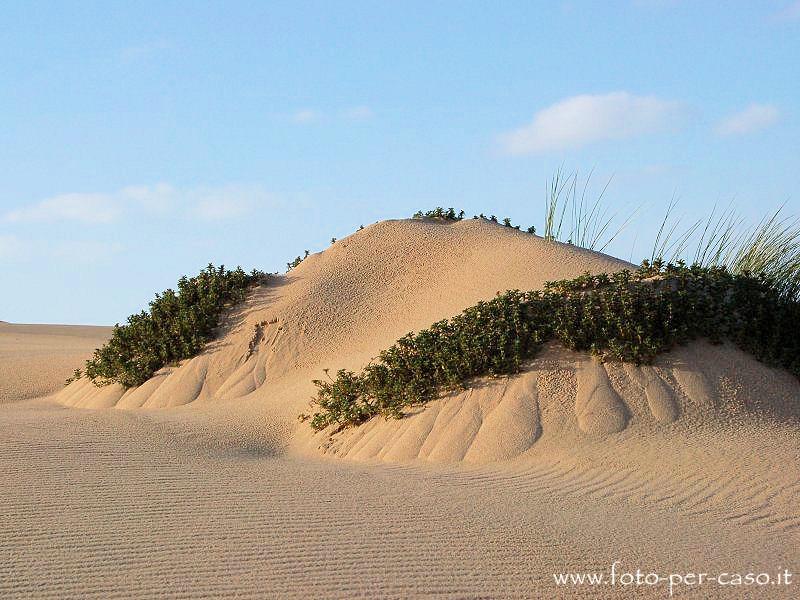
[3,217,799,597]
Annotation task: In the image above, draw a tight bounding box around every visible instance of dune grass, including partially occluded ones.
[543,168,636,252]
[652,204,800,300]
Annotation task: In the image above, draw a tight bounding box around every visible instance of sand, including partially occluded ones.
[1,218,798,598]
[0,322,111,403]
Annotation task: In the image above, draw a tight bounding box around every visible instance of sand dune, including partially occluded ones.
[2,218,798,597]
[55,218,632,415]
[0,322,111,403]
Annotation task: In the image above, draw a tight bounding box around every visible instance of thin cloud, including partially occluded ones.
[716,104,780,136]
[0,235,121,265]
[4,183,275,224]
[498,92,684,155]
[292,109,322,124]
[192,185,274,220]
[631,0,681,8]
[195,199,248,220]
[290,106,374,123]
[0,234,27,261]
[51,240,124,265]
[4,193,121,224]
[120,183,177,214]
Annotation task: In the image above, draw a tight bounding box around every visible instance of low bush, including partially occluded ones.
[414,208,537,233]
[84,264,266,388]
[302,261,800,431]
[287,250,310,271]
[413,207,464,221]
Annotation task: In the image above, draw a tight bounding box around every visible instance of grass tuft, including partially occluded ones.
[652,204,800,300]
[543,168,634,251]
[287,250,310,272]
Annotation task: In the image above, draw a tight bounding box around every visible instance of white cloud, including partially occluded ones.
[192,185,274,220]
[498,92,685,155]
[120,183,177,214]
[716,104,780,136]
[4,193,121,223]
[4,183,275,225]
[292,109,321,123]
[342,105,374,120]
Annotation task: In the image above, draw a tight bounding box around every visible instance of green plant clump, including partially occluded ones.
[413,207,464,221]
[84,264,266,388]
[287,250,310,271]
[303,261,800,431]
[414,208,538,233]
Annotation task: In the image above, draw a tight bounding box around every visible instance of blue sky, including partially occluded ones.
[1,1,799,324]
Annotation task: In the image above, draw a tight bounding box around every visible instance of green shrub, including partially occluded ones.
[412,209,537,233]
[64,368,82,386]
[302,261,800,431]
[413,207,464,221]
[84,264,266,388]
[287,250,310,271]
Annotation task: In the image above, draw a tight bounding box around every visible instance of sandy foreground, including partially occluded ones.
[1,219,798,598]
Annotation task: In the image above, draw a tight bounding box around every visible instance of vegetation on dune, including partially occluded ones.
[652,203,800,301]
[315,184,800,432]
[413,207,464,221]
[286,250,310,272]
[82,264,267,388]
[302,261,800,431]
[413,207,536,233]
[543,168,635,251]
[411,169,636,249]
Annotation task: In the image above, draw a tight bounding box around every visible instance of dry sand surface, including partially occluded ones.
[1,218,798,598]
[0,322,111,403]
